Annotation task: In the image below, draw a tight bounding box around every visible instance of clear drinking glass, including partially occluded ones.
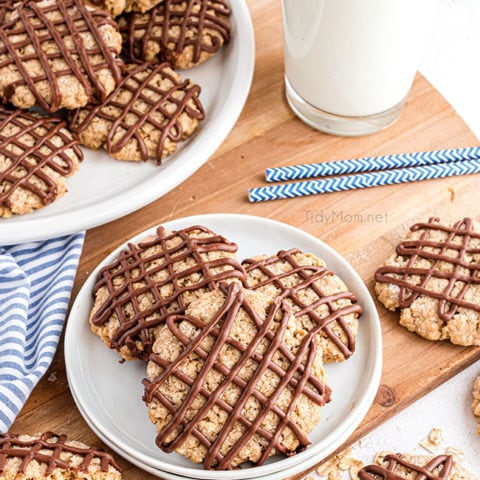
[282,0,432,136]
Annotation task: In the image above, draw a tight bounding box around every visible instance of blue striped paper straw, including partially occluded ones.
[249,157,480,203]
[265,146,480,182]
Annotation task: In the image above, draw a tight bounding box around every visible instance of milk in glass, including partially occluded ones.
[283,0,431,135]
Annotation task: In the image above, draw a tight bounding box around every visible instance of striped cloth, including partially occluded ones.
[0,233,85,432]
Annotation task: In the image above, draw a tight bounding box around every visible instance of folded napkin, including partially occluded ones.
[0,233,85,432]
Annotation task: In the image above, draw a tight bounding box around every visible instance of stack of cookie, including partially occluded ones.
[89,224,363,469]
[0,0,230,217]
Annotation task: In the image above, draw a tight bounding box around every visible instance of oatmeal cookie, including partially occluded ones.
[0,432,122,480]
[472,374,480,434]
[359,453,477,480]
[120,0,231,69]
[89,225,246,361]
[243,248,362,362]
[0,0,124,112]
[0,107,82,218]
[70,62,204,163]
[375,218,480,346]
[144,282,331,469]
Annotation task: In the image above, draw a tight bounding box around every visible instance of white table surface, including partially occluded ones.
[307,0,480,477]
[421,0,480,141]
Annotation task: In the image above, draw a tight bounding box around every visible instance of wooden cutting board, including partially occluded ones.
[11,0,480,478]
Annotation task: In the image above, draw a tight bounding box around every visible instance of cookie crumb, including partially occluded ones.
[349,459,364,480]
[338,447,354,470]
[328,469,342,480]
[374,450,395,465]
[47,372,58,382]
[316,456,340,476]
[448,187,455,202]
[445,446,464,463]
[316,447,361,478]
[420,427,444,453]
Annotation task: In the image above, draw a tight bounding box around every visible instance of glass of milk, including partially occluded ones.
[283,0,432,136]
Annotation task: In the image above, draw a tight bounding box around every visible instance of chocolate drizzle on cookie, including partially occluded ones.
[91,225,246,359]
[0,0,124,112]
[70,62,204,163]
[121,0,231,67]
[143,282,331,470]
[375,218,480,322]
[243,248,362,359]
[359,454,453,480]
[0,0,15,23]
[0,106,82,210]
[0,432,121,475]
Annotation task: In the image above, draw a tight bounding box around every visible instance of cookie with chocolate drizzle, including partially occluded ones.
[0,0,124,112]
[89,225,246,361]
[243,248,362,363]
[144,282,331,469]
[0,106,82,218]
[119,0,231,69]
[70,62,204,163]
[359,453,476,480]
[0,432,123,479]
[375,217,480,346]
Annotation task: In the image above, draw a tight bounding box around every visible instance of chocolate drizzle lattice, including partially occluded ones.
[144,282,331,470]
[0,432,121,475]
[91,225,246,358]
[359,454,453,480]
[122,0,231,67]
[71,62,204,163]
[375,218,480,321]
[243,248,362,359]
[0,0,15,23]
[0,0,124,112]
[0,107,82,210]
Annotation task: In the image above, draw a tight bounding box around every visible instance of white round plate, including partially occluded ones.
[0,1,255,245]
[73,398,357,480]
[65,214,382,480]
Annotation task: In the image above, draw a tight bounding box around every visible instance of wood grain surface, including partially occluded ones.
[10,0,480,479]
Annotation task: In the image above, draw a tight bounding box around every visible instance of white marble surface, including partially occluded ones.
[420,0,480,140]
[307,0,480,477]
[351,363,480,473]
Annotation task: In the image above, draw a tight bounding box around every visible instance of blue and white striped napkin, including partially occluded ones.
[0,233,84,432]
